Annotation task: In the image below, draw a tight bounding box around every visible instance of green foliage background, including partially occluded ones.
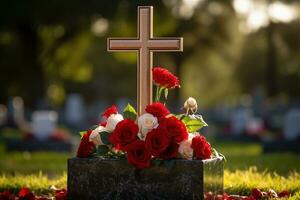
[1,0,300,108]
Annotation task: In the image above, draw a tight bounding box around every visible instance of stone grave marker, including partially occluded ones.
[0,104,7,128]
[230,107,251,135]
[7,96,26,128]
[31,111,58,140]
[263,108,300,153]
[64,93,86,129]
[284,108,300,140]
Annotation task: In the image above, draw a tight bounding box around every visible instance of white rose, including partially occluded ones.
[137,113,158,140]
[178,134,195,159]
[89,126,106,145]
[105,114,124,132]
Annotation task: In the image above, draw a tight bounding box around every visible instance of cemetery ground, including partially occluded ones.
[0,133,300,199]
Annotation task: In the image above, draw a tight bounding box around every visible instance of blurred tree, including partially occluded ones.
[0,0,300,111]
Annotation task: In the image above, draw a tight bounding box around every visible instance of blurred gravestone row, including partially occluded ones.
[0,91,299,153]
[206,88,300,153]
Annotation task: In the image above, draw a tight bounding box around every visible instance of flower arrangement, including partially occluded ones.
[76,66,222,168]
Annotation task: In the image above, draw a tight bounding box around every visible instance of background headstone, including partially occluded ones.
[0,104,7,128]
[7,96,26,128]
[230,108,251,135]
[31,111,58,140]
[64,93,86,130]
[284,108,300,140]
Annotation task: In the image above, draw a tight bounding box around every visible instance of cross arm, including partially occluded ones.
[107,38,141,51]
[148,38,183,51]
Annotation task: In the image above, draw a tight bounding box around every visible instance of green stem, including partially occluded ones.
[155,86,160,102]
[158,87,164,103]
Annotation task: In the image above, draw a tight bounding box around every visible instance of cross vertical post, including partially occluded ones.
[107,6,183,116]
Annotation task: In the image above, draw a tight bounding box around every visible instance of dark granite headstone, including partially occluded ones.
[263,140,300,153]
[68,157,224,200]
[5,138,73,152]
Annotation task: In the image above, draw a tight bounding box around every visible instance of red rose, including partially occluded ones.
[76,130,95,158]
[55,189,68,200]
[18,187,35,200]
[145,102,170,118]
[153,67,180,89]
[102,105,118,118]
[191,135,211,159]
[162,116,188,143]
[125,140,151,169]
[251,188,263,199]
[109,119,138,150]
[245,196,256,200]
[222,192,234,200]
[145,128,170,157]
[158,141,179,159]
[0,190,15,200]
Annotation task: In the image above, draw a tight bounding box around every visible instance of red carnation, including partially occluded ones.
[145,128,170,157]
[125,140,151,169]
[191,135,211,159]
[162,116,188,143]
[18,187,35,200]
[76,130,95,158]
[158,141,179,159]
[0,190,15,200]
[109,119,138,150]
[55,189,68,200]
[153,67,180,89]
[145,102,170,118]
[102,105,118,118]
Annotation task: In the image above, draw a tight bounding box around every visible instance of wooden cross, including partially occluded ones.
[107,6,183,115]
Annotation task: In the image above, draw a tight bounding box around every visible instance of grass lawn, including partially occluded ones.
[0,135,300,198]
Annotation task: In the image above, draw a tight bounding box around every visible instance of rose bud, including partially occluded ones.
[184,97,198,115]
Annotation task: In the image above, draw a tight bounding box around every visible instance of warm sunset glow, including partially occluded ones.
[233,0,298,32]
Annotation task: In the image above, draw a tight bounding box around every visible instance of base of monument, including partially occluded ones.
[5,138,73,152]
[67,156,224,200]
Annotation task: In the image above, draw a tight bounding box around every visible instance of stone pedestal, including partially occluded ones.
[68,157,224,200]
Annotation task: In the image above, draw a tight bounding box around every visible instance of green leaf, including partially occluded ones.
[123,103,137,120]
[89,124,99,130]
[107,150,126,158]
[182,114,208,132]
[164,88,168,101]
[152,159,162,167]
[175,114,185,120]
[79,131,86,139]
[96,145,109,155]
[212,147,227,162]
[100,131,111,145]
